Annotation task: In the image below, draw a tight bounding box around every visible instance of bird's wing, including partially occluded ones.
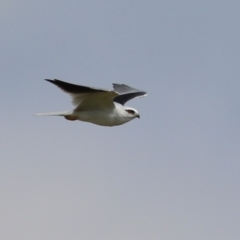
[112,83,147,105]
[45,79,118,110]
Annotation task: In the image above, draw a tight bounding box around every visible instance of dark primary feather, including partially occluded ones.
[113,83,147,105]
[45,79,106,94]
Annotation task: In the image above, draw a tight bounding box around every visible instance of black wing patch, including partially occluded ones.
[113,83,147,105]
[45,79,106,94]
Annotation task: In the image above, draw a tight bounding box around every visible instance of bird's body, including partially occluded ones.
[36,79,147,127]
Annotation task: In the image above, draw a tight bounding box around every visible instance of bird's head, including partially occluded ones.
[123,107,140,119]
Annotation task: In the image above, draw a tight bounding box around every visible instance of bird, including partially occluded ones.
[36,79,147,127]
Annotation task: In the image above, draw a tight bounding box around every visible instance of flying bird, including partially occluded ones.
[36,79,147,126]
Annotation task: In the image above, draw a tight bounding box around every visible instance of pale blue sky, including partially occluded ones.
[1,1,240,239]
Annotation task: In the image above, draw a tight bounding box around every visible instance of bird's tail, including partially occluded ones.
[35,110,72,117]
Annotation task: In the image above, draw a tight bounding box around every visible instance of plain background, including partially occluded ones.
[1,1,240,239]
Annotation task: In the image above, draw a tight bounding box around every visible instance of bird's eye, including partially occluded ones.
[126,109,135,114]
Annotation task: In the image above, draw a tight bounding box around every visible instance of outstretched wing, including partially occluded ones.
[45,79,147,109]
[45,79,108,94]
[45,79,118,110]
[113,83,147,105]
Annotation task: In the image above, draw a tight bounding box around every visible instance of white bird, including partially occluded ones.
[36,79,147,127]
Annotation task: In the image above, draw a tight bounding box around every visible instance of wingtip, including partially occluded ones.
[45,79,55,83]
[112,83,128,87]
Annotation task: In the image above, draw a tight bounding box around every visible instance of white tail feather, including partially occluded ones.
[35,111,72,116]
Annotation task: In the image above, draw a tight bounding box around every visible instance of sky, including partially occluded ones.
[1,1,240,239]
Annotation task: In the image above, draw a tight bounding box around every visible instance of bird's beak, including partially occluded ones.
[137,114,140,119]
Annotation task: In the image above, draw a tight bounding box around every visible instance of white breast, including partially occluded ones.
[74,103,131,127]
